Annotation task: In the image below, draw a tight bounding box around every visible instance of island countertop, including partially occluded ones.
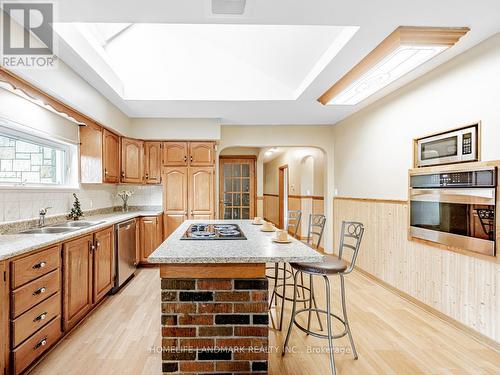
[148,219,324,264]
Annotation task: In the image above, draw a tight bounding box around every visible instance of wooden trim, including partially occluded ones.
[334,196,407,204]
[256,196,264,200]
[353,266,500,352]
[0,67,93,127]
[278,164,288,230]
[289,194,324,200]
[412,122,481,168]
[318,26,469,105]
[263,193,279,197]
[160,263,265,279]
[219,155,257,160]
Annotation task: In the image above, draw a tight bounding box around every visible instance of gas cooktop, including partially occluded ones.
[181,223,247,240]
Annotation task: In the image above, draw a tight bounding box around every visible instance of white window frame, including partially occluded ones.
[0,121,78,189]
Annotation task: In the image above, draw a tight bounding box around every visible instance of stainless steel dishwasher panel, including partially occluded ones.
[112,219,137,293]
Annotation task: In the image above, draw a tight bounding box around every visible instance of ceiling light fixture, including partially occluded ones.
[211,0,246,15]
[318,26,469,106]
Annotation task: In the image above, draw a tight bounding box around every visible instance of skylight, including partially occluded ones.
[54,23,358,101]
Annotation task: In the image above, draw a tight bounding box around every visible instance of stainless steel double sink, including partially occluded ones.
[19,220,105,234]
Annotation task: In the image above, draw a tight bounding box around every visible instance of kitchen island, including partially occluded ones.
[148,220,324,374]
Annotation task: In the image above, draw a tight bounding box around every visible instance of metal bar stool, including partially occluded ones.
[270,214,326,331]
[282,221,365,375]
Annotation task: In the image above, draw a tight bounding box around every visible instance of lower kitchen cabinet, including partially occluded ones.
[63,234,93,332]
[93,227,115,303]
[139,215,163,264]
[1,261,6,375]
[63,227,115,331]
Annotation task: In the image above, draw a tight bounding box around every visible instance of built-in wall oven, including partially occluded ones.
[409,168,496,256]
[416,125,478,167]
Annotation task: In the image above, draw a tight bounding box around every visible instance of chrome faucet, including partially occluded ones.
[38,207,52,227]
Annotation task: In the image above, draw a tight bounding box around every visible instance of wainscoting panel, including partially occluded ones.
[333,198,499,343]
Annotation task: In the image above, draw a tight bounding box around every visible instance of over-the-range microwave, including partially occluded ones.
[416,125,478,167]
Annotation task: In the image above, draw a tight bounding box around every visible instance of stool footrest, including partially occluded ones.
[292,308,348,340]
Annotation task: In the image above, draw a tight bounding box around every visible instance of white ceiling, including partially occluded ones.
[48,0,500,124]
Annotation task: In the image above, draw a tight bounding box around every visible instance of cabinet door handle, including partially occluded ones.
[145,173,149,180]
[104,169,108,175]
[121,171,125,178]
[190,156,193,162]
[33,287,47,296]
[34,337,48,350]
[32,262,46,269]
[89,243,95,253]
[33,312,48,322]
[96,241,100,249]
[183,156,187,162]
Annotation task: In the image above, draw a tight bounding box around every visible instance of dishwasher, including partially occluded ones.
[111,219,137,293]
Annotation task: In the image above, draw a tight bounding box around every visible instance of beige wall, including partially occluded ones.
[128,118,220,140]
[218,125,335,250]
[331,33,500,342]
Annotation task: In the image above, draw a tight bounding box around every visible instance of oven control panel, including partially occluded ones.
[410,168,496,188]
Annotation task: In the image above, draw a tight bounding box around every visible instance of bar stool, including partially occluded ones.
[270,213,326,331]
[282,221,365,375]
[266,210,301,328]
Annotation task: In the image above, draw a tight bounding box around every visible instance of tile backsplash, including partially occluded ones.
[0,184,162,223]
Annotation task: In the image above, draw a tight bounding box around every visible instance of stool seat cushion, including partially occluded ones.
[291,255,347,275]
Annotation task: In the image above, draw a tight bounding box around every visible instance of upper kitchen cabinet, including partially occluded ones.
[102,130,120,183]
[80,124,120,184]
[162,141,216,167]
[79,122,103,183]
[189,142,215,166]
[121,138,144,184]
[144,141,162,184]
[162,142,188,166]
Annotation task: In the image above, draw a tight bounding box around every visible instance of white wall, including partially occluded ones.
[333,32,500,199]
[331,32,500,342]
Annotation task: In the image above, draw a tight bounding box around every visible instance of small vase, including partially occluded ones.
[122,201,129,212]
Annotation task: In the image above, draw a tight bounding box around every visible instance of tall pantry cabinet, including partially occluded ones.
[162,142,216,237]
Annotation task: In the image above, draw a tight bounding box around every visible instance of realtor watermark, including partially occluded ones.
[1,1,57,68]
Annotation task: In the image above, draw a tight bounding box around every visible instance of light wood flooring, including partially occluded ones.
[31,268,500,375]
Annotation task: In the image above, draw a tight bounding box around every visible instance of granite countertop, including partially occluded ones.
[148,220,324,264]
[0,210,163,261]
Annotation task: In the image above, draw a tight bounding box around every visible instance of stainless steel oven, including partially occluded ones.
[417,125,478,167]
[409,168,496,256]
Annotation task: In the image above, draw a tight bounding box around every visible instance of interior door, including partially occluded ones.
[163,167,188,237]
[189,166,215,220]
[93,227,114,303]
[219,158,256,220]
[63,234,93,331]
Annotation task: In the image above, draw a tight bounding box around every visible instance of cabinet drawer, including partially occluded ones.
[11,246,61,289]
[11,269,60,318]
[12,292,61,348]
[12,316,61,375]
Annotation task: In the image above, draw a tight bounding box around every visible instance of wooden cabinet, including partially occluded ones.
[103,129,120,183]
[121,137,144,183]
[144,141,162,184]
[79,122,103,183]
[163,167,189,238]
[63,228,115,331]
[162,141,215,167]
[63,235,93,331]
[162,166,215,237]
[162,141,188,166]
[79,125,120,184]
[190,167,215,219]
[0,261,6,375]
[93,227,114,302]
[189,142,215,166]
[139,215,163,263]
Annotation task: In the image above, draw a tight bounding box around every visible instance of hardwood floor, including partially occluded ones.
[31,268,499,375]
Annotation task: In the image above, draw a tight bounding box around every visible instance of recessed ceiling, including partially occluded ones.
[54,23,358,101]
[15,0,500,124]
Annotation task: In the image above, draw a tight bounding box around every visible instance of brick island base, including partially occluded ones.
[160,263,269,374]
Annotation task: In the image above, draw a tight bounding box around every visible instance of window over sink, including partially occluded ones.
[0,124,77,188]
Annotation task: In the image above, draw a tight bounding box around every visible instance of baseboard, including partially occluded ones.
[354,266,500,352]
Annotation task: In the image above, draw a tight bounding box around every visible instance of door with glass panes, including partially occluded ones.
[219,157,256,219]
